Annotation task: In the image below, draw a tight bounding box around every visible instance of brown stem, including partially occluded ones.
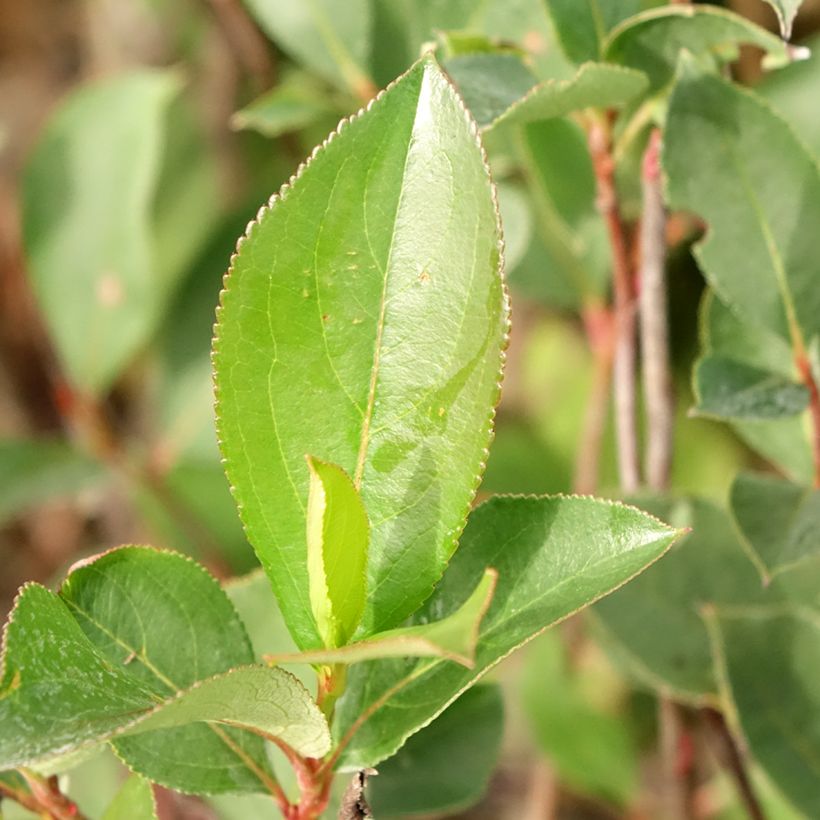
[588,118,641,493]
[701,708,766,820]
[658,697,691,820]
[795,354,820,488]
[639,128,674,492]
[574,304,614,494]
[0,779,44,816]
[18,770,88,820]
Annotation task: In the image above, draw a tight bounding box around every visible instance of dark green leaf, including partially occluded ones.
[367,685,503,818]
[592,497,765,700]
[335,495,679,767]
[730,472,820,582]
[0,439,104,526]
[22,70,181,395]
[214,56,508,648]
[706,607,820,818]
[605,6,790,91]
[693,356,809,420]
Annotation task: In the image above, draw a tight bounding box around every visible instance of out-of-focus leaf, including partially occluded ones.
[232,73,335,138]
[592,497,765,701]
[761,0,804,38]
[758,33,820,158]
[706,607,820,818]
[605,5,791,90]
[665,60,820,348]
[366,685,503,818]
[101,776,156,820]
[243,0,374,98]
[23,70,180,395]
[730,472,820,582]
[545,0,651,64]
[693,356,809,421]
[214,57,508,648]
[698,290,813,484]
[522,631,637,805]
[0,439,104,526]
[335,495,679,768]
[495,181,532,274]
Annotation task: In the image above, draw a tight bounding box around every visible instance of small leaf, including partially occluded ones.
[101,776,156,820]
[266,569,496,668]
[23,70,181,395]
[730,472,820,581]
[605,5,791,90]
[334,495,678,768]
[306,456,369,648]
[242,0,374,98]
[545,0,651,64]
[214,56,508,648]
[592,497,766,701]
[0,439,104,527]
[366,685,504,817]
[488,62,648,131]
[665,61,820,349]
[761,0,804,39]
[693,356,809,420]
[706,607,820,818]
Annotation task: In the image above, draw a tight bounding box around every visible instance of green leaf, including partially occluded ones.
[334,495,679,768]
[22,70,181,395]
[366,684,503,817]
[265,569,496,668]
[0,439,104,527]
[730,472,820,582]
[522,632,638,805]
[101,776,156,820]
[665,62,820,350]
[214,56,508,649]
[592,497,766,701]
[698,290,813,483]
[762,0,804,39]
[232,74,335,138]
[706,607,820,818]
[0,547,329,794]
[306,456,369,648]
[545,0,650,64]
[442,52,538,129]
[604,6,790,91]
[242,0,374,98]
[488,62,648,131]
[693,356,809,420]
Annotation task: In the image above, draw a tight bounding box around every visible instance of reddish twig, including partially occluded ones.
[18,770,88,820]
[795,353,820,488]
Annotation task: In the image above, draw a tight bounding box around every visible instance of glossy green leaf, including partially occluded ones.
[698,290,813,483]
[592,497,766,701]
[265,569,496,668]
[666,59,820,353]
[214,56,508,649]
[0,439,104,526]
[707,607,820,818]
[101,776,156,820]
[605,6,790,91]
[367,685,503,817]
[730,472,820,582]
[545,0,650,63]
[522,632,637,805]
[242,0,374,98]
[489,62,648,131]
[232,74,335,138]
[306,456,369,648]
[442,52,538,129]
[762,0,804,38]
[334,495,679,768]
[693,356,809,420]
[22,70,180,395]
[759,33,820,158]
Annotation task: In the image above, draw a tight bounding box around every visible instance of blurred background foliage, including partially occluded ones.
[2,0,820,817]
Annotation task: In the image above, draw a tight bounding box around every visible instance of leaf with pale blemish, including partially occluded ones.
[214,55,508,649]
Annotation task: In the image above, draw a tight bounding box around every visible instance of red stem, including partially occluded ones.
[796,353,820,487]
